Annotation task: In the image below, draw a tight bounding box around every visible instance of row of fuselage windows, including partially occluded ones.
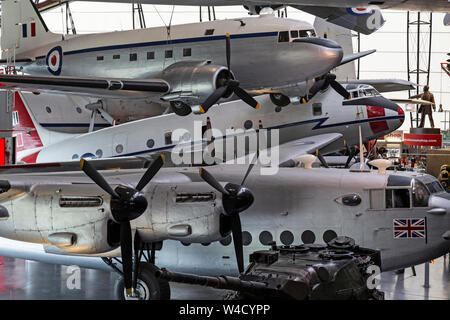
[96,48,192,62]
[181,229,338,247]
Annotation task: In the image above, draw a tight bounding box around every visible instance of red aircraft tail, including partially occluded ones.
[12,91,44,163]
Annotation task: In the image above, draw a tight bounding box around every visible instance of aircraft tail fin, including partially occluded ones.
[1,0,61,60]
[13,91,73,163]
[13,91,44,162]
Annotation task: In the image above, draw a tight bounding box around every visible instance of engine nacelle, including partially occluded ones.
[0,184,115,255]
[160,60,234,106]
[135,183,227,244]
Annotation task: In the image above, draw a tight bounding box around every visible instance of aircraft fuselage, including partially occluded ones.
[20,16,342,91]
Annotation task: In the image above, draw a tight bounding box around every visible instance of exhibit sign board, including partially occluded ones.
[403,133,442,147]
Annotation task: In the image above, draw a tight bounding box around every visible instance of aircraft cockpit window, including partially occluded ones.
[426,181,444,193]
[299,29,316,38]
[363,88,379,97]
[278,31,289,42]
[386,189,411,209]
[290,30,299,38]
[412,179,430,207]
[204,29,214,35]
[351,91,359,99]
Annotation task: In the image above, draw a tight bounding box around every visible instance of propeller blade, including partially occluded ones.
[345,146,355,168]
[205,117,216,158]
[315,149,329,168]
[226,33,231,71]
[231,215,244,273]
[329,80,351,100]
[120,222,133,296]
[308,79,326,97]
[199,167,229,195]
[200,86,228,114]
[232,86,260,109]
[80,158,119,199]
[135,154,165,191]
[241,151,259,186]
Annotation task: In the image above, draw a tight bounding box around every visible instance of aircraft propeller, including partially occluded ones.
[80,154,165,296]
[306,73,351,102]
[198,159,256,273]
[200,33,260,113]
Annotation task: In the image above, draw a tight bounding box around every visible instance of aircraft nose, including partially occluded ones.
[292,38,343,77]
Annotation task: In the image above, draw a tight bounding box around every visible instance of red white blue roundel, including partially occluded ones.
[46,46,63,75]
[346,8,375,16]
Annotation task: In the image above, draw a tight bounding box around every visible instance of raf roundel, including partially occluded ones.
[346,8,375,16]
[46,46,63,75]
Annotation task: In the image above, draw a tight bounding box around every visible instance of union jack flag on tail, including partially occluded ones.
[393,218,426,239]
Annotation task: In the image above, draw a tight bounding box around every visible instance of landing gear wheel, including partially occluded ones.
[114,263,171,300]
[170,101,192,116]
[269,93,290,107]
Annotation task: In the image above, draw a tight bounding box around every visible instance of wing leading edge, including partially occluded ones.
[0,74,169,99]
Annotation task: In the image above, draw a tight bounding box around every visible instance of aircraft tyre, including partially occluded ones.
[170,101,192,116]
[269,93,290,107]
[115,263,171,300]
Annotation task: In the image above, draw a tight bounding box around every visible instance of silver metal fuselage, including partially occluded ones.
[0,166,448,276]
[21,16,342,91]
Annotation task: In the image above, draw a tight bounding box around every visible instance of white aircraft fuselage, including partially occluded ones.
[15,85,404,164]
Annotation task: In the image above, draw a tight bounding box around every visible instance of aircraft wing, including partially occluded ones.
[0,74,169,99]
[261,133,344,167]
[342,79,416,92]
[339,50,376,66]
[0,155,161,175]
[292,6,385,35]
[391,98,434,106]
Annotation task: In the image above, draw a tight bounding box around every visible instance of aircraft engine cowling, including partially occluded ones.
[133,183,228,244]
[0,184,117,255]
[160,61,234,108]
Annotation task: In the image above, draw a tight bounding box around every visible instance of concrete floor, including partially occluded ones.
[0,254,448,300]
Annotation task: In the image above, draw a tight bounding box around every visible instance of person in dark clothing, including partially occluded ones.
[411,85,436,128]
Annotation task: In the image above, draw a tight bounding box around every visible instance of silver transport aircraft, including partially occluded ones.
[0,0,373,116]
[0,151,448,299]
[12,81,405,165]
